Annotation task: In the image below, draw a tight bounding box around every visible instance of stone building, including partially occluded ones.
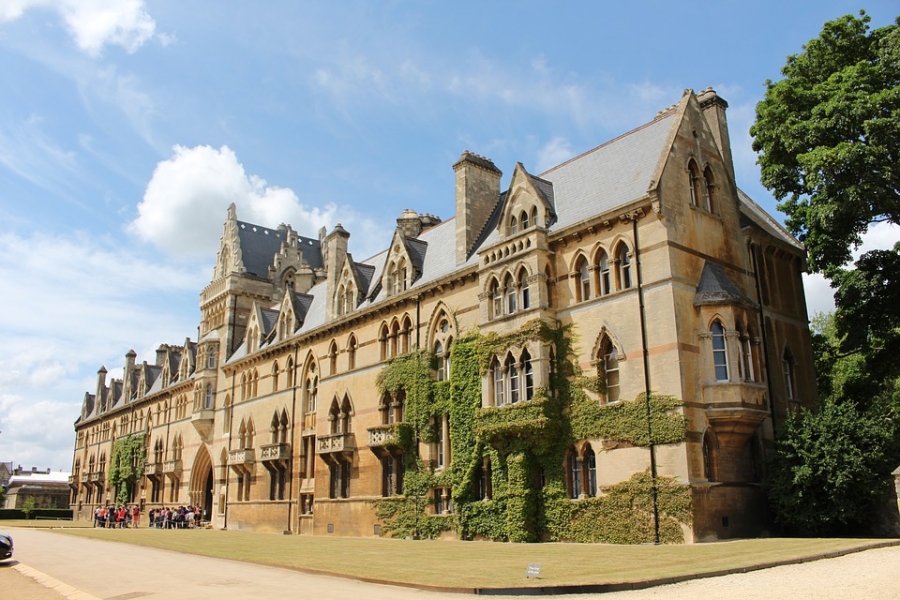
[69,88,814,542]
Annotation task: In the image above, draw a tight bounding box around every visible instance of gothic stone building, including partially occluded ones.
[70,88,814,542]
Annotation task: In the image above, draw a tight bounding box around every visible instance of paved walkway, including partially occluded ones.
[6,528,900,599]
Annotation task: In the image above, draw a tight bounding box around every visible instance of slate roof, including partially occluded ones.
[737,189,804,252]
[693,261,753,307]
[540,113,675,231]
[236,221,323,278]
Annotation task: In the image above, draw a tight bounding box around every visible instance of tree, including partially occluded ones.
[766,395,898,535]
[21,496,36,520]
[750,11,899,274]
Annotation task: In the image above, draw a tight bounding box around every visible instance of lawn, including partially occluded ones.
[40,526,898,590]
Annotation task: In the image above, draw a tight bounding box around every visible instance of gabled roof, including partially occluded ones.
[540,112,676,230]
[236,221,288,278]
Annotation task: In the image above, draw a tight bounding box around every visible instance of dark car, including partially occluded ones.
[0,532,12,560]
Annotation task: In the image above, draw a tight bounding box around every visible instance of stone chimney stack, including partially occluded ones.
[123,349,136,401]
[325,224,350,320]
[697,87,735,184]
[96,366,107,410]
[397,209,422,238]
[453,151,501,264]
[156,345,168,366]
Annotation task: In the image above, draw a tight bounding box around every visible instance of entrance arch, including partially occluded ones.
[189,445,214,524]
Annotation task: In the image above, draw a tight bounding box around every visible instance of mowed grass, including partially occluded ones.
[43,527,897,589]
[2,519,94,529]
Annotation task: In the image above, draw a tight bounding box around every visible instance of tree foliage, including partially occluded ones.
[750,11,900,274]
[766,396,898,535]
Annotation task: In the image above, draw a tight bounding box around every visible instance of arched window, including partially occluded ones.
[740,325,756,382]
[583,445,597,497]
[531,206,539,229]
[510,215,519,234]
[390,320,400,357]
[435,341,445,381]
[703,166,716,212]
[507,353,519,404]
[567,450,582,499]
[617,244,632,290]
[304,363,318,430]
[711,321,729,381]
[286,357,294,388]
[207,345,217,370]
[576,256,591,302]
[505,273,517,314]
[400,316,412,354]
[519,269,530,310]
[783,347,796,400]
[492,358,505,407]
[347,335,357,370]
[522,349,534,401]
[379,323,390,360]
[489,278,502,319]
[598,337,620,404]
[596,250,611,296]
[520,210,530,230]
[688,159,701,206]
[204,384,213,409]
[328,340,338,375]
[272,362,280,393]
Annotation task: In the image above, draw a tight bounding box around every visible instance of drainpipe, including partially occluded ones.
[633,216,660,545]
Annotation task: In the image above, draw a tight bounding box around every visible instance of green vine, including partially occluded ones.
[107,433,147,504]
[371,320,691,543]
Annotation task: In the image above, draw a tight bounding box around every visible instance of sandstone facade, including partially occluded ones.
[69,88,814,542]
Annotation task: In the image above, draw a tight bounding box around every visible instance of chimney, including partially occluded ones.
[453,151,501,264]
[123,349,136,401]
[96,366,108,409]
[697,87,735,184]
[397,209,422,238]
[156,345,168,366]
[325,224,350,320]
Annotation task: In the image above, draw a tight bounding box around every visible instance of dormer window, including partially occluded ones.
[510,216,519,234]
[520,210,530,230]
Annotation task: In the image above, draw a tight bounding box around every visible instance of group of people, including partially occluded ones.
[93,505,140,528]
[147,506,205,529]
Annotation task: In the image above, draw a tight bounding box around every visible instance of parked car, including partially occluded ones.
[0,532,12,560]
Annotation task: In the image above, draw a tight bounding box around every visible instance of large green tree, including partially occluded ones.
[751,11,899,274]
[754,12,900,535]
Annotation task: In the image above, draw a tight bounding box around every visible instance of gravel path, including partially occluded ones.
[8,527,900,599]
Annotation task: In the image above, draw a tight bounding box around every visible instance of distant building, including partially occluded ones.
[3,467,70,510]
[69,88,814,542]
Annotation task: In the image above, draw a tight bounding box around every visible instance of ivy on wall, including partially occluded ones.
[371,320,692,543]
[107,433,147,504]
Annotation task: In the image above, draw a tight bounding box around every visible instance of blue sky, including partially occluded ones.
[0,1,897,471]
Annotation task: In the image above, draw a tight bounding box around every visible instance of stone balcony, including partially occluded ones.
[316,432,355,462]
[367,424,396,447]
[228,447,256,476]
[67,475,76,486]
[144,463,162,477]
[89,471,104,483]
[260,442,291,462]
[80,473,89,484]
[163,460,182,477]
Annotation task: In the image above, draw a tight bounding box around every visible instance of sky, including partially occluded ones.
[0,1,897,472]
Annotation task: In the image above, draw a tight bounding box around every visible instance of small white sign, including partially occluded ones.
[526,563,542,579]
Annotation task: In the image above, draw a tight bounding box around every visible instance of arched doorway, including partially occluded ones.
[190,445,214,524]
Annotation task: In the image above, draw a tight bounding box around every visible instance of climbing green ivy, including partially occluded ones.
[371,320,691,543]
[107,433,147,504]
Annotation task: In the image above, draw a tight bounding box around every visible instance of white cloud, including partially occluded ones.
[130,145,387,259]
[802,222,900,315]
[0,0,162,57]
[0,231,206,469]
[535,137,575,173]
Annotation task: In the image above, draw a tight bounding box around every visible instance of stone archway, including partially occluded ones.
[189,445,214,524]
